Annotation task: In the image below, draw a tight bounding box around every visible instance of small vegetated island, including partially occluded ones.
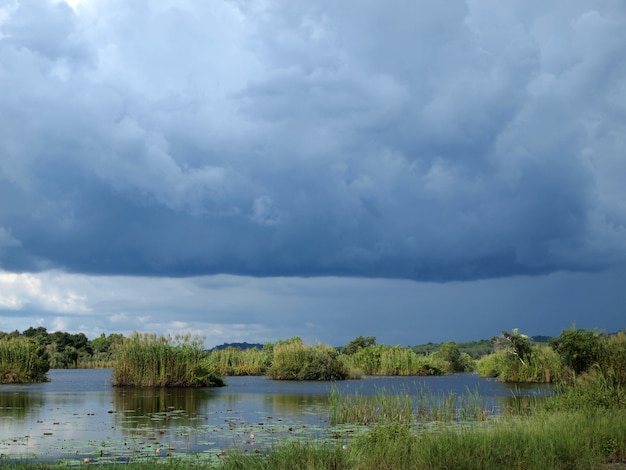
[111,332,225,387]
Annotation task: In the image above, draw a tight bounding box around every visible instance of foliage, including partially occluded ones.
[550,326,601,375]
[267,337,351,380]
[545,331,626,411]
[0,327,107,369]
[346,344,444,376]
[433,342,475,373]
[412,339,494,359]
[477,344,561,383]
[112,332,224,387]
[493,328,533,365]
[598,329,626,386]
[342,335,377,355]
[0,337,50,383]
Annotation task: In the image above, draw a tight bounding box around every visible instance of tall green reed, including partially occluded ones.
[329,385,494,426]
[0,336,49,383]
[112,332,223,387]
[205,346,269,376]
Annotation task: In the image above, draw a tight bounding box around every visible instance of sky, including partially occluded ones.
[0,0,624,348]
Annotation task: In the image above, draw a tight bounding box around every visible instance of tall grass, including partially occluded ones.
[0,336,49,383]
[268,339,351,380]
[329,386,413,426]
[111,332,224,387]
[346,345,445,376]
[329,386,494,426]
[206,346,269,376]
[216,410,626,469]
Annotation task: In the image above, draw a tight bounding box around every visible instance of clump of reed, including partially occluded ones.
[329,386,493,426]
[267,338,351,380]
[0,336,49,383]
[111,332,224,387]
[345,344,445,376]
[205,346,269,376]
[329,386,413,426]
[415,387,494,422]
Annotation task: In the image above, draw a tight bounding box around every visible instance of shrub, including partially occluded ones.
[550,326,601,375]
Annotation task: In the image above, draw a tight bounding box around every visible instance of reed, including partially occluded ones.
[329,386,413,426]
[0,336,49,383]
[329,386,492,426]
[347,345,445,376]
[268,338,350,380]
[111,332,224,387]
[205,346,269,375]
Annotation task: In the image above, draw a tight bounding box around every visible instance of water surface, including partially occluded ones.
[0,369,550,463]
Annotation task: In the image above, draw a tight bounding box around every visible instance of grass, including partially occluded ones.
[3,409,625,469]
[329,386,413,426]
[329,385,499,427]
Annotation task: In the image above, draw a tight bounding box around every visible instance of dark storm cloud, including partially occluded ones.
[1,0,625,281]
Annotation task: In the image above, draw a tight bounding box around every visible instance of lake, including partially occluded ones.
[0,369,551,464]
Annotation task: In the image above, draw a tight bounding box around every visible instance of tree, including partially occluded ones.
[494,329,533,365]
[550,327,601,374]
[439,342,462,372]
[343,336,377,355]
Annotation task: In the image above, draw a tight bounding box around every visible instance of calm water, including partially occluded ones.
[0,369,550,463]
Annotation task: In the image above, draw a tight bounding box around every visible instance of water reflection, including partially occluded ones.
[0,370,552,463]
[264,392,328,415]
[0,393,44,421]
[113,386,214,416]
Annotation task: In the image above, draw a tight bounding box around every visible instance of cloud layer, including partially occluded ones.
[1,0,625,284]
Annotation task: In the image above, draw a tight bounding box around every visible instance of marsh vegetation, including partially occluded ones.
[0,326,624,468]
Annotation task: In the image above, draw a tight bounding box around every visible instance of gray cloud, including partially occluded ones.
[1,0,625,283]
[1,269,624,347]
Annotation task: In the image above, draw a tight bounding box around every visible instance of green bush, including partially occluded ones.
[550,326,602,375]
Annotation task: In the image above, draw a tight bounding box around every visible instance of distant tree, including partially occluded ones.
[344,336,377,355]
[438,342,463,372]
[90,333,109,353]
[22,326,49,341]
